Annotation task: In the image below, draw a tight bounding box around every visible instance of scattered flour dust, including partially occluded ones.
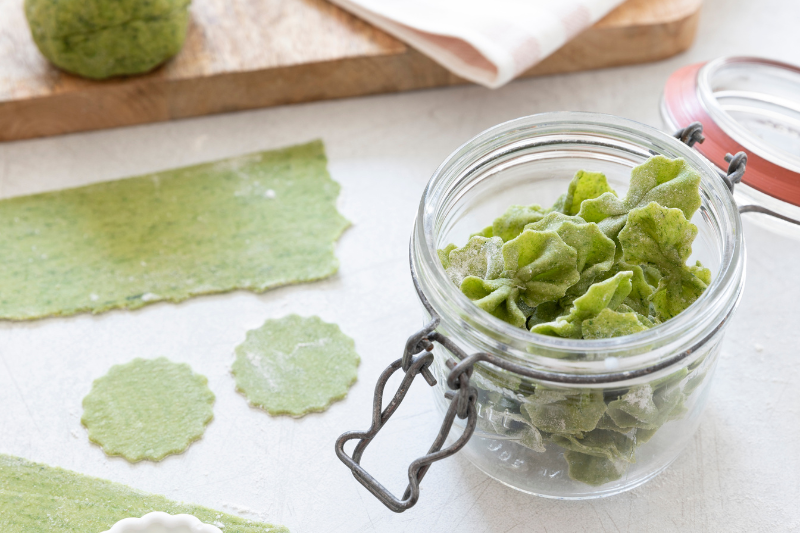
[221,502,270,521]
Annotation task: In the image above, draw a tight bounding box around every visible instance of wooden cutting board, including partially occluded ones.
[0,0,702,142]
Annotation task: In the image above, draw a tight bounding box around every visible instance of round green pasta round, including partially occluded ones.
[24,0,191,79]
[232,315,360,417]
[81,357,214,462]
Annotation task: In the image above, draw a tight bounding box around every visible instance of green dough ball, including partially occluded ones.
[81,357,215,462]
[232,315,360,417]
[24,0,191,79]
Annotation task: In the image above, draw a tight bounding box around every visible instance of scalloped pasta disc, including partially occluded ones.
[81,358,215,462]
[232,315,359,417]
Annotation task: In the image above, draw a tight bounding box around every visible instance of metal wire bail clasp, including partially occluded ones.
[674,122,800,227]
[673,122,748,193]
[335,318,478,513]
[673,121,750,193]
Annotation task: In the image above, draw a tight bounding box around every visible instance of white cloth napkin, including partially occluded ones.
[328,0,627,88]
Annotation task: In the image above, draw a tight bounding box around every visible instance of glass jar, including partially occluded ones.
[411,112,745,499]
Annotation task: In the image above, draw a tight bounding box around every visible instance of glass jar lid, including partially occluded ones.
[662,57,800,207]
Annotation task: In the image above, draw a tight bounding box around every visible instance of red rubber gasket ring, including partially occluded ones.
[663,62,800,207]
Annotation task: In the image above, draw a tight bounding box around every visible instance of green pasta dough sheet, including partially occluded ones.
[0,454,288,532]
[232,315,359,417]
[0,140,349,320]
[82,357,215,462]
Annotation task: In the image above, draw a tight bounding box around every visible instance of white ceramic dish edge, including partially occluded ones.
[101,511,223,533]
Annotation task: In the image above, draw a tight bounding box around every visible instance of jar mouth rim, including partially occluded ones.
[698,56,800,173]
[413,112,745,373]
[661,57,800,209]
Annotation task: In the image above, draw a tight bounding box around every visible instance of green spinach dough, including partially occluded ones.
[24,0,191,79]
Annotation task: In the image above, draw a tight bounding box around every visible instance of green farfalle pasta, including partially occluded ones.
[524,212,616,301]
[460,277,528,327]
[551,428,636,463]
[488,204,549,242]
[595,412,633,434]
[597,261,655,316]
[520,387,607,435]
[436,155,710,340]
[437,243,457,269]
[527,300,566,328]
[606,368,688,430]
[606,384,660,430]
[514,425,547,453]
[577,155,702,242]
[581,307,650,339]
[441,236,504,286]
[502,229,581,307]
[618,202,710,321]
[529,271,640,339]
[564,450,631,486]
[554,169,618,216]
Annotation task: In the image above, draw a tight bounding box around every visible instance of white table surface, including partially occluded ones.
[2,0,799,531]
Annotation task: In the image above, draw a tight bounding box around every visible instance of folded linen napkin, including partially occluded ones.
[328,0,627,88]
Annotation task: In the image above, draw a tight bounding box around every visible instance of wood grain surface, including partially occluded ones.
[0,0,702,142]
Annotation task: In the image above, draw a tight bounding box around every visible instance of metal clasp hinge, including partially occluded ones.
[674,122,800,226]
[673,121,747,191]
[334,318,478,513]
